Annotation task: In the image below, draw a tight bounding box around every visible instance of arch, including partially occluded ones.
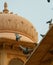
[8,58,24,65]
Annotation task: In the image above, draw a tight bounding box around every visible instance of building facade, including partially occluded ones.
[0,2,38,65]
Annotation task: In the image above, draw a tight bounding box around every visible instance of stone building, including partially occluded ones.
[0,2,53,65]
[25,23,53,65]
[0,2,38,65]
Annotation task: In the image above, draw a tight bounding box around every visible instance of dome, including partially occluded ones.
[0,2,38,42]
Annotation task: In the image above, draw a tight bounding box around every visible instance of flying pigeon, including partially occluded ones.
[46,19,52,25]
[40,34,45,37]
[47,0,50,3]
[15,33,21,41]
[19,45,33,54]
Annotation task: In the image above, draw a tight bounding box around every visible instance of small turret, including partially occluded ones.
[3,2,9,13]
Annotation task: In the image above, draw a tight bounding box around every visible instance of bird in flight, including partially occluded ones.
[47,0,50,3]
[46,19,52,25]
[19,45,33,54]
[15,33,21,41]
[40,34,45,38]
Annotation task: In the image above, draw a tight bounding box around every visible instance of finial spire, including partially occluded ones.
[4,2,8,9]
[3,2,9,13]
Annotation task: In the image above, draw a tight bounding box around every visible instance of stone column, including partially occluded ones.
[1,50,7,65]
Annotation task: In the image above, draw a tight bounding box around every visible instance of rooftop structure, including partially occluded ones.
[25,26,53,65]
[0,2,38,65]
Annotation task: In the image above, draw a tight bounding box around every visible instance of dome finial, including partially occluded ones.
[3,2,9,13]
[4,2,8,9]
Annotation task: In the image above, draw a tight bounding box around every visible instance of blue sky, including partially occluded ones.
[0,0,53,42]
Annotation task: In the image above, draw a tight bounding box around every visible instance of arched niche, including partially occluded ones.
[8,58,24,65]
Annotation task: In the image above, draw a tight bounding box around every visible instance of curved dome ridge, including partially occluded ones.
[0,2,38,42]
